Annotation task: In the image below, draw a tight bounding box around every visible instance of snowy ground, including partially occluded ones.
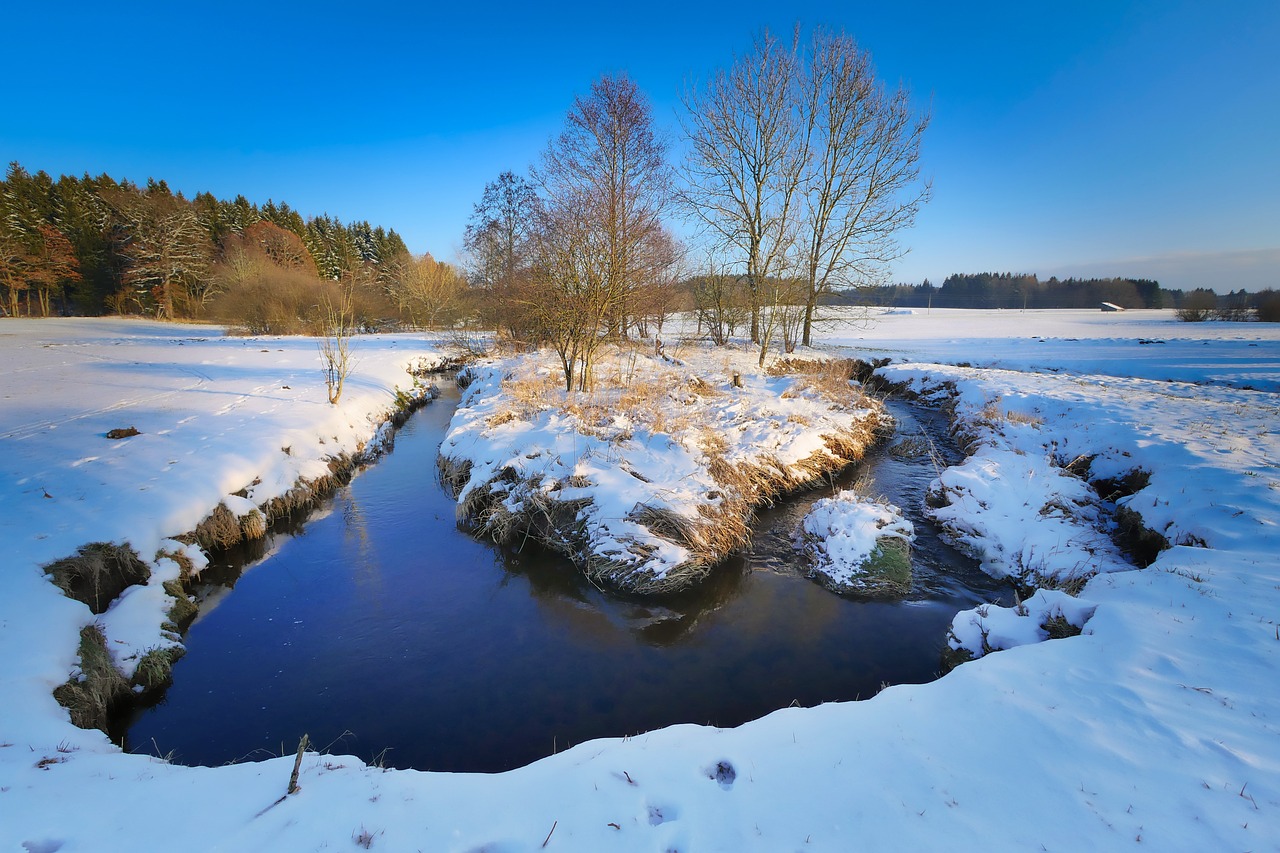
[2,310,1279,851]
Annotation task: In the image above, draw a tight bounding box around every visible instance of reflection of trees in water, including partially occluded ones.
[342,496,385,601]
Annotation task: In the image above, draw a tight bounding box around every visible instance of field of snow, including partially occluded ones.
[2,310,1279,851]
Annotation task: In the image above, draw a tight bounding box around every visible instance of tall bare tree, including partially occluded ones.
[533,73,676,390]
[464,171,541,338]
[682,26,930,351]
[681,28,811,343]
[797,29,930,345]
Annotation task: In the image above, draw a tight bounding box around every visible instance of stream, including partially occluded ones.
[122,386,1008,772]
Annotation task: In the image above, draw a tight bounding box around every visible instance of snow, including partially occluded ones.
[3,310,1280,850]
[798,491,914,590]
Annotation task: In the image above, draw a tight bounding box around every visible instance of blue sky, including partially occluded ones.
[4,1,1276,290]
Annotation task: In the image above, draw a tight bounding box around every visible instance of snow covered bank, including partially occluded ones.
[439,345,887,593]
[0,319,444,748]
[3,313,1279,851]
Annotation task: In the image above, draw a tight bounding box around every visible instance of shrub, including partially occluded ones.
[1256,290,1280,323]
[1175,289,1217,322]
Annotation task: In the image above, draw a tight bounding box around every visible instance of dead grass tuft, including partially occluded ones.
[162,578,198,630]
[45,543,150,614]
[193,503,243,552]
[52,625,130,731]
[1041,614,1083,640]
[240,508,267,541]
[156,546,196,581]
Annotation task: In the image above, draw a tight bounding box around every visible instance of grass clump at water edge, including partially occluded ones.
[44,542,150,615]
[53,625,131,731]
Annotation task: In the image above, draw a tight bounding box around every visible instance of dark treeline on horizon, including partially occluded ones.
[829,272,1166,310]
[823,273,1278,320]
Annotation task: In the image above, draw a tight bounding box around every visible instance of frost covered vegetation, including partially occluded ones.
[439,345,886,593]
[2,310,1280,849]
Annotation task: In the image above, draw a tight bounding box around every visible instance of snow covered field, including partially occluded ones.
[2,310,1279,851]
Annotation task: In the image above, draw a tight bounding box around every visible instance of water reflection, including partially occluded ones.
[124,384,1005,773]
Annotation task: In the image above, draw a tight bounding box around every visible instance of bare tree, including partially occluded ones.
[386,251,465,329]
[317,290,356,404]
[681,28,811,343]
[533,73,676,390]
[525,202,611,392]
[692,250,748,346]
[797,29,930,345]
[463,171,541,339]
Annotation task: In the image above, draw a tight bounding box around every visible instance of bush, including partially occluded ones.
[1175,289,1217,322]
[1256,290,1280,323]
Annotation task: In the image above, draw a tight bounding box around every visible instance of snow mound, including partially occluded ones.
[798,490,915,593]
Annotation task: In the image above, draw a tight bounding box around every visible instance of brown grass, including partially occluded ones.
[52,625,130,732]
[193,503,243,551]
[162,578,198,630]
[45,543,150,614]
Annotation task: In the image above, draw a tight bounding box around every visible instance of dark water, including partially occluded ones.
[124,387,1007,772]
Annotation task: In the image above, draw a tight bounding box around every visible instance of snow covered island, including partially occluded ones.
[438,346,887,593]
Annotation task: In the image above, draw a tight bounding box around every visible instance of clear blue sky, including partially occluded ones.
[4,1,1277,290]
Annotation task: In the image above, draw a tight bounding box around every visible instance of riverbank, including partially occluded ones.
[3,311,1279,850]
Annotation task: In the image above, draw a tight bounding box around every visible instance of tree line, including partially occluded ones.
[829,272,1165,310]
[0,163,467,332]
[830,273,1277,320]
[4,24,934,392]
[462,26,930,389]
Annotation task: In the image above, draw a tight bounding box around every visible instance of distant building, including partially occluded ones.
[1100,302,1126,312]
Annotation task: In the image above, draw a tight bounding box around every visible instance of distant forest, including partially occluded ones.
[831,272,1164,310]
[829,272,1276,317]
[0,162,464,332]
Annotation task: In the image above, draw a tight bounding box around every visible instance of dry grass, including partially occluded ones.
[772,358,865,407]
[193,503,243,551]
[155,545,197,581]
[1041,614,1083,640]
[1004,409,1045,427]
[52,625,130,732]
[45,543,150,615]
[502,372,560,419]
[976,397,1046,430]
